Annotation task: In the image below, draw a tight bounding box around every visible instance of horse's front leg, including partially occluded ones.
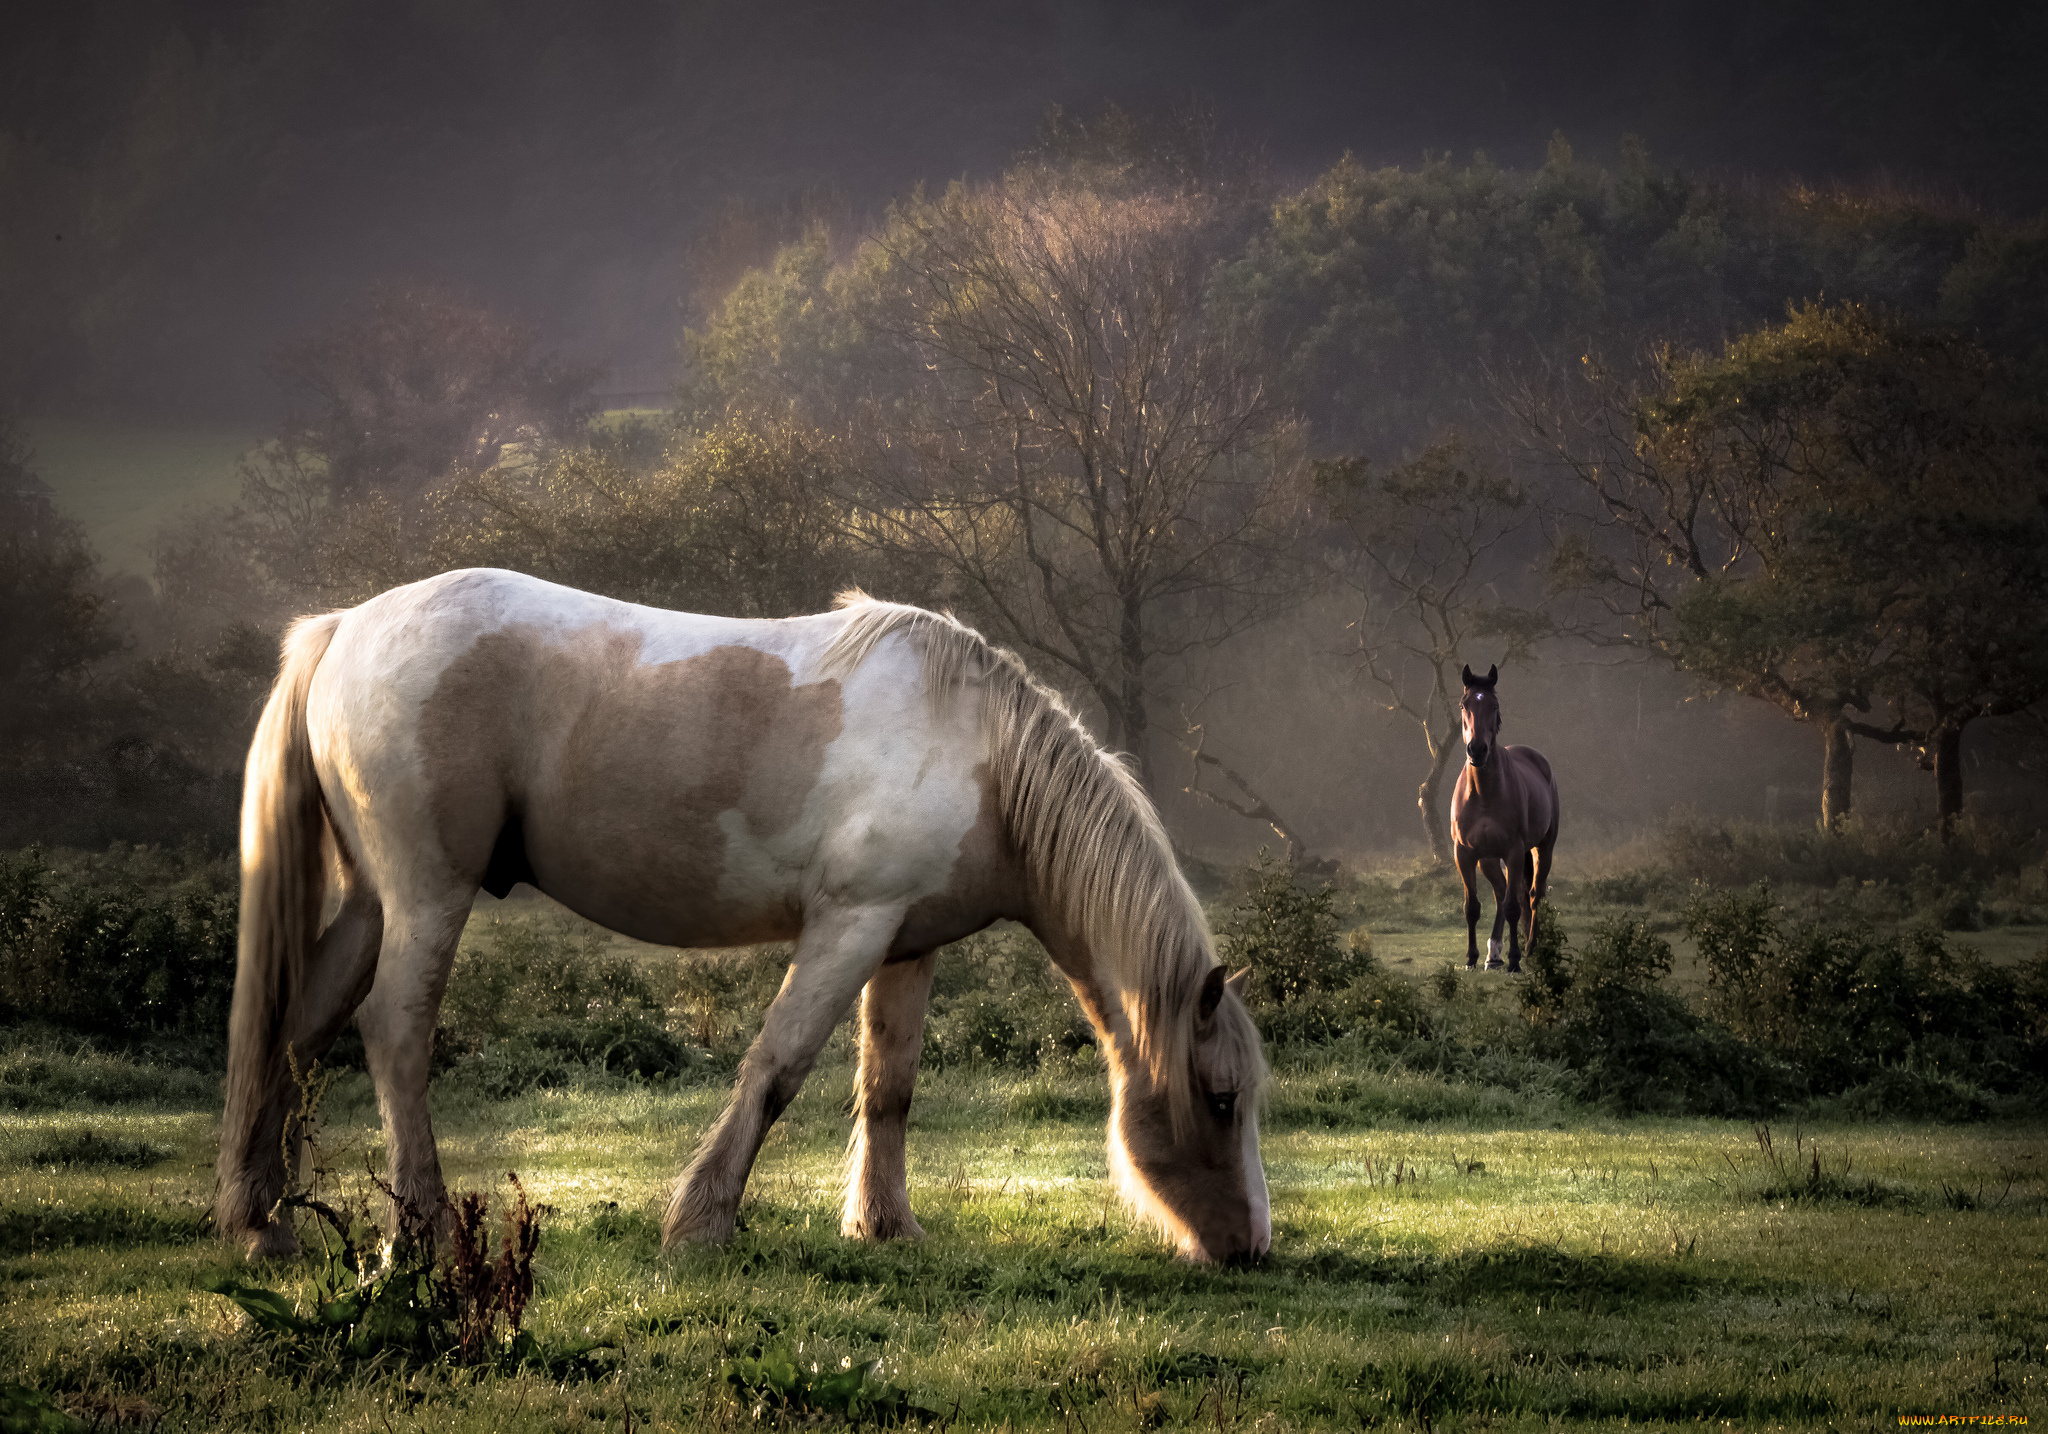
[1480,859,1509,970]
[1457,847,1484,969]
[843,949,939,1241]
[665,903,901,1247]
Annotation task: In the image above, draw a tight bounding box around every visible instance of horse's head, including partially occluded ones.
[1107,964,1271,1264]
[1461,663,1501,768]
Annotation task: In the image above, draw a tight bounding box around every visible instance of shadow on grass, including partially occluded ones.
[0,1201,210,1255]
[1356,1349,1838,1425]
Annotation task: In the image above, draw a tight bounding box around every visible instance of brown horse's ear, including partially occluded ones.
[1225,967,1252,1000]
[1461,664,1476,688]
[1485,664,1498,685]
[1199,964,1227,1020]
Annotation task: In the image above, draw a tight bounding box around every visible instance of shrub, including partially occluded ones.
[1658,812,2040,890]
[0,847,237,1049]
[1217,853,1426,1045]
[921,927,1093,1070]
[1686,883,2048,1094]
[1520,906,1794,1116]
[437,915,688,1091]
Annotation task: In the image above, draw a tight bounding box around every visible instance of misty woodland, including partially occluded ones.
[2,8,2046,1432]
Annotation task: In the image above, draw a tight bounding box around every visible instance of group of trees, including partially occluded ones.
[1521,303,2048,833]
[10,113,2046,856]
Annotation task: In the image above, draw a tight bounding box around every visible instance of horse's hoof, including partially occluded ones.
[662,1210,738,1248]
[1506,961,1522,974]
[1483,959,1504,971]
[843,1212,926,1242]
[1465,958,1479,970]
[240,1220,300,1261]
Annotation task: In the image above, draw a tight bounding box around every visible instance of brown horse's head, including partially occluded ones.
[1108,964,1270,1264]
[1460,663,1501,769]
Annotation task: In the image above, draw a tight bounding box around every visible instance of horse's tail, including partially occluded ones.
[217,611,342,1249]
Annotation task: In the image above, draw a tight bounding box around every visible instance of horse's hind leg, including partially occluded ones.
[220,880,384,1257]
[667,902,902,1247]
[1503,853,1532,973]
[1526,833,1556,967]
[353,891,471,1235]
[843,949,939,1241]
[1481,859,1509,969]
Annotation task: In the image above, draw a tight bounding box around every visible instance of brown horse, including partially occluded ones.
[1450,664,1558,972]
[216,570,1269,1264]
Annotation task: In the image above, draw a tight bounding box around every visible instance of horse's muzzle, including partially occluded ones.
[1466,741,1490,767]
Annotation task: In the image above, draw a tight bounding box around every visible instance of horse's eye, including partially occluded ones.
[1207,1091,1237,1122]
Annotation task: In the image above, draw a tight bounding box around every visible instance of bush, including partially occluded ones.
[1217,853,1426,1046]
[437,915,688,1091]
[1658,812,2041,890]
[922,927,1093,1070]
[1520,907,1795,1116]
[1686,883,2048,1094]
[0,847,237,1049]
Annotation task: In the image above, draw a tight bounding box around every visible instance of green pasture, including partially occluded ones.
[3,1039,2042,1431]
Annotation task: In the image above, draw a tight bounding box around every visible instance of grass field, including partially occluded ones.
[3,1034,2042,1431]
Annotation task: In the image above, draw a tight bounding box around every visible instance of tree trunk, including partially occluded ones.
[1820,714,1854,831]
[1417,724,1458,867]
[1933,721,1966,839]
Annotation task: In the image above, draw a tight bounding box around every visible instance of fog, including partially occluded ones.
[7,1,2045,413]
[3,1,2044,863]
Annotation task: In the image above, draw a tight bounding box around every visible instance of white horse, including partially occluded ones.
[217,569,1270,1262]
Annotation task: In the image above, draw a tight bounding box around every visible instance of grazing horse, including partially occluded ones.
[216,569,1269,1263]
[1450,664,1558,972]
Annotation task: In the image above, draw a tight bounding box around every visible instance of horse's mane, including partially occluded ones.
[823,591,1250,1134]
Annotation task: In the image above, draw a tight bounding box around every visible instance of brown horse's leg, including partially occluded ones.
[842,949,940,1241]
[1527,834,1556,965]
[1503,853,1531,972]
[354,895,469,1239]
[1457,847,1484,968]
[1480,859,1510,969]
[666,902,901,1247]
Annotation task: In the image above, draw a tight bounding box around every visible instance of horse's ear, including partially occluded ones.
[1461,664,1476,688]
[1485,664,1498,686]
[1225,967,1252,1000]
[1198,964,1227,1021]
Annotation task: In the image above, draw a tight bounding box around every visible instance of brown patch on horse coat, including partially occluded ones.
[888,762,1022,957]
[418,624,841,944]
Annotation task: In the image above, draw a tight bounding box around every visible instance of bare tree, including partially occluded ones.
[1320,438,1550,866]
[849,172,1310,791]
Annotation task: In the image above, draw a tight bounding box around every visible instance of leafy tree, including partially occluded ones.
[1216,136,1990,458]
[1523,302,2048,830]
[1318,437,1551,865]
[268,283,601,499]
[432,416,917,618]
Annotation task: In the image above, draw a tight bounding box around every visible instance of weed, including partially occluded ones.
[724,1344,928,1422]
